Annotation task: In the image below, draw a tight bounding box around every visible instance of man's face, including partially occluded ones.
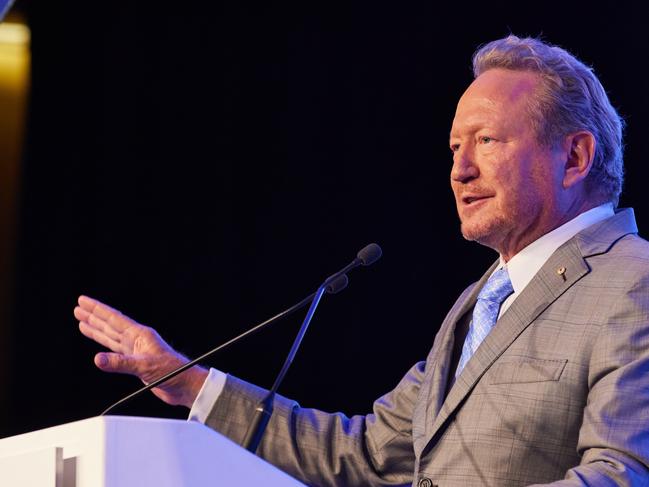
[449,68,567,260]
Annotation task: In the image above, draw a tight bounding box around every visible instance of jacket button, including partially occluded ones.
[418,478,434,487]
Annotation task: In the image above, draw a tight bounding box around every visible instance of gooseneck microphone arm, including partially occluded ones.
[242,243,382,453]
[100,275,348,416]
[100,244,381,417]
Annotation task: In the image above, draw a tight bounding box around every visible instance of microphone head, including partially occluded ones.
[326,274,349,294]
[357,243,382,266]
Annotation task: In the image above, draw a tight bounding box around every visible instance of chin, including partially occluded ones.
[460,216,508,249]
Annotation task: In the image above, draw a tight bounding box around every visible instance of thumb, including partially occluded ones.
[94,352,139,375]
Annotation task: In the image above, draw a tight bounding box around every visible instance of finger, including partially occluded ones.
[78,295,124,324]
[79,321,127,354]
[94,352,141,376]
[78,295,106,312]
[86,313,123,344]
[78,295,136,333]
[74,306,91,322]
[77,308,123,345]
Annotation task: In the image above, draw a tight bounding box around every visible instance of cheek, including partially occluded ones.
[490,167,535,212]
[495,151,543,193]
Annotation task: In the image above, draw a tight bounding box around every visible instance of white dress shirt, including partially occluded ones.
[189,203,615,423]
[499,203,613,317]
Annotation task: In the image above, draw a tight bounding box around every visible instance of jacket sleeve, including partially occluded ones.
[204,360,426,487]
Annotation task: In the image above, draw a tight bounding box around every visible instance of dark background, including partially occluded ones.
[4,2,649,437]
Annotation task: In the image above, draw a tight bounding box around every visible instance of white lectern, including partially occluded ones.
[0,416,306,487]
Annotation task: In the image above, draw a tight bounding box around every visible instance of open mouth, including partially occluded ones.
[463,195,491,205]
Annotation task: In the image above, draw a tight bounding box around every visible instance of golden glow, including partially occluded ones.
[0,21,30,45]
[0,19,30,177]
[0,16,30,407]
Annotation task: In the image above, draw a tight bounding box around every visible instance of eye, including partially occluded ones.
[478,136,494,144]
[450,143,460,153]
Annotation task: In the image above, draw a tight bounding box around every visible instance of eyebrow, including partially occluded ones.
[450,115,496,140]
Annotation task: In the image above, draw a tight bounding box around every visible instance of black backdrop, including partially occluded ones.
[5,2,649,437]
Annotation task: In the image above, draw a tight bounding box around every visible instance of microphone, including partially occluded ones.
[100,244,380,416]
[358,242,382,266]
[321,243,382,289]
[326,273,348,294]
[241,243,382,453]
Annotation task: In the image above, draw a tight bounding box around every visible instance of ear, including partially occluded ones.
[562,131,596,189]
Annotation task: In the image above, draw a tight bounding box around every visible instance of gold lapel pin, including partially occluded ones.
[557,266,566,281]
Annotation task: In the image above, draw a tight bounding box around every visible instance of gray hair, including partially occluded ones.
[472,35,625,206]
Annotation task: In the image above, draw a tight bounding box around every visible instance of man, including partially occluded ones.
[76,35,649,486]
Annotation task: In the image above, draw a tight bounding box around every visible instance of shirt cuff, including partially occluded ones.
[188,367,227,424]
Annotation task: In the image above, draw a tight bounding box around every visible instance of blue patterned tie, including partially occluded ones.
[455,267,514,378]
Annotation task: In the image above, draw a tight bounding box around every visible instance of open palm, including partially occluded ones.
[75,295,206,408]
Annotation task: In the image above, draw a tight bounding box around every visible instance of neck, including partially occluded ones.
[498,198,602,262]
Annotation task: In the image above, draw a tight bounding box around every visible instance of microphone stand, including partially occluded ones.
[241,284,327,452]
[241,258,368,453]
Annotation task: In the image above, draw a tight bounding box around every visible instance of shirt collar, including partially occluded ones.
[501,203,615,295]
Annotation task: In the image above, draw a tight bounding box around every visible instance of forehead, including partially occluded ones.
[450,69,541,137]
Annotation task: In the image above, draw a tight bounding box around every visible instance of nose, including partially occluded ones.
[450,145,479,184]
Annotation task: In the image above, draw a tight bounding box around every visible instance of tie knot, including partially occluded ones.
[478,267,514,304]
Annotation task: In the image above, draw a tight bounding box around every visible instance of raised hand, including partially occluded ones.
[75,295,207,408]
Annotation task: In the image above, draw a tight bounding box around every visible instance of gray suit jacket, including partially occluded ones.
[206,209,649,486]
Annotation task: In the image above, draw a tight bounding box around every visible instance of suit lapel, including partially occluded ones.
[412,263,497,456]
[421,208,639,448]
[428,268,494,394]
[427,241,589,439]
[419,208,639,454]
